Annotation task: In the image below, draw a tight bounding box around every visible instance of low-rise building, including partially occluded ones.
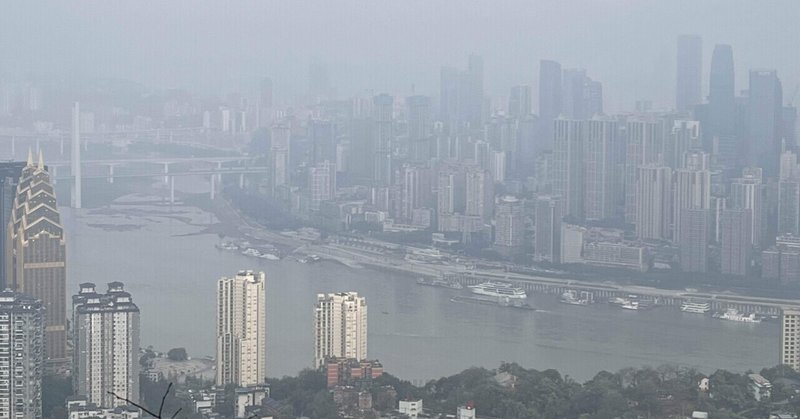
[399,399,423,418]
[66,396,141,419]
[325,358,384,388]
[749,373,772,401]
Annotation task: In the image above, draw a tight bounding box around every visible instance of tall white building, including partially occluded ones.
[673,151,710,244]
[216,271,267,387]
[583,118,619,221]
[781,308,800,371]
[0,290,43,419]
[552,119,584,219]
[534,195,563,263]
[269,124,290,195]
[494,196,524,248]
[729,168,764,247]
[636,165,672,240]
[72,282,140,408]
[308,160,336,210]
[314,292,368,368]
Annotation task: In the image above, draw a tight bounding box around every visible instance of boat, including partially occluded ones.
[241,248,261,257]
[417,277,464,290]
[259,253,280,260]
[215,242,238,251]
[680,301,711,314]
[468,281,527,299]
[560,290,593,305]
[620,301,639,310]
[716,308,761,323]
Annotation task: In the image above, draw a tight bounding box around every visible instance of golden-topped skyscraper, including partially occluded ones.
[6,150,67,363]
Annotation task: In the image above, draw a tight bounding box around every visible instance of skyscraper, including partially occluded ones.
[308,160,336,210]
[635,165,672,240]
[673,151,711,244]
[679,208,709,273]
[6,152,66,363]
[624,119,666,224]
[269,124,290,195]
[583,118,619,221]
[553,119,584,220]
[534,195,563,263]
[72,282,140,408]
[508,85,532,118]
[779,179,800,236]
[314,292,368,369]
[707,45,736,167]
[407,95,433,162]
[721,208,753,276]
[373,94,394,186]
[0,290,43,419]
[676,35,702,112]
[400,165,433,223]
[494,196,524,248]
[782,308,800,371]
[730,168,765,247]
[748,69,784,176]
[465,168,494,222]
[539,60,563,148]
[0,162,25,289]
[216,270,267,387]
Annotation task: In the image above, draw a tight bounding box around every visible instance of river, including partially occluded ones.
[61,191,779,383]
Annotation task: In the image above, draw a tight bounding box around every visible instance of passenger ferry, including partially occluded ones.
[680,301,711,314]
[468,281,527,299]
[715,308,761,323]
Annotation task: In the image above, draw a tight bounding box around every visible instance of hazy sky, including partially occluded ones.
[2,1,799,112]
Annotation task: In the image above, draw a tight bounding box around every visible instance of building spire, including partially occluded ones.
[26,148,33,166]
[37,149,44,170]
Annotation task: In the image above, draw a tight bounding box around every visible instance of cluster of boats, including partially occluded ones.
[608,295,653,310]
[216,241,281,260]
[681,300,769,323]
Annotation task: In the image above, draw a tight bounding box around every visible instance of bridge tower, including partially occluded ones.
[71,102,82,209]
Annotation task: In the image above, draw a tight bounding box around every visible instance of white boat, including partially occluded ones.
[241,248,261,257]
[560,290,592,305]
[717,308,761,323]
[259,253,280,260]
[468,281,527,299]
[681,301,710,314]
[215,242,238,251]
[621,301,639,310]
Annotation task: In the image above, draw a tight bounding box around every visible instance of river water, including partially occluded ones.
[61,192,778,383]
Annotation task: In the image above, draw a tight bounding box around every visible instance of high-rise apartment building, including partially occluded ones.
[216,271,267,387]
[676,35,702,112]
[407,95,433,162]
[679,208,709,273]
[373,94,394,186]
[494,196,524,248]
[314,292,368,369]
[465,168,494,222]
[534,195,563,263]
[308,160,336,210]
[508,85,532,118]
[729,168,764,247]
[673,151,711,244]
[269,124,290,195]
[721,208,753,276]
[72,282,140,408]
[583,118,619,221]
[553,119,584,219]
[0,290,43,419]
[781,308,800,371]
[624,119,666,224]
[635,165,672,241]
[6,152,66,362]
[539,60,563,148]
[779,179,800,236]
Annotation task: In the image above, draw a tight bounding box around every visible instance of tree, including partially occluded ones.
[167,347,188,362]
[43,375,72,419]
